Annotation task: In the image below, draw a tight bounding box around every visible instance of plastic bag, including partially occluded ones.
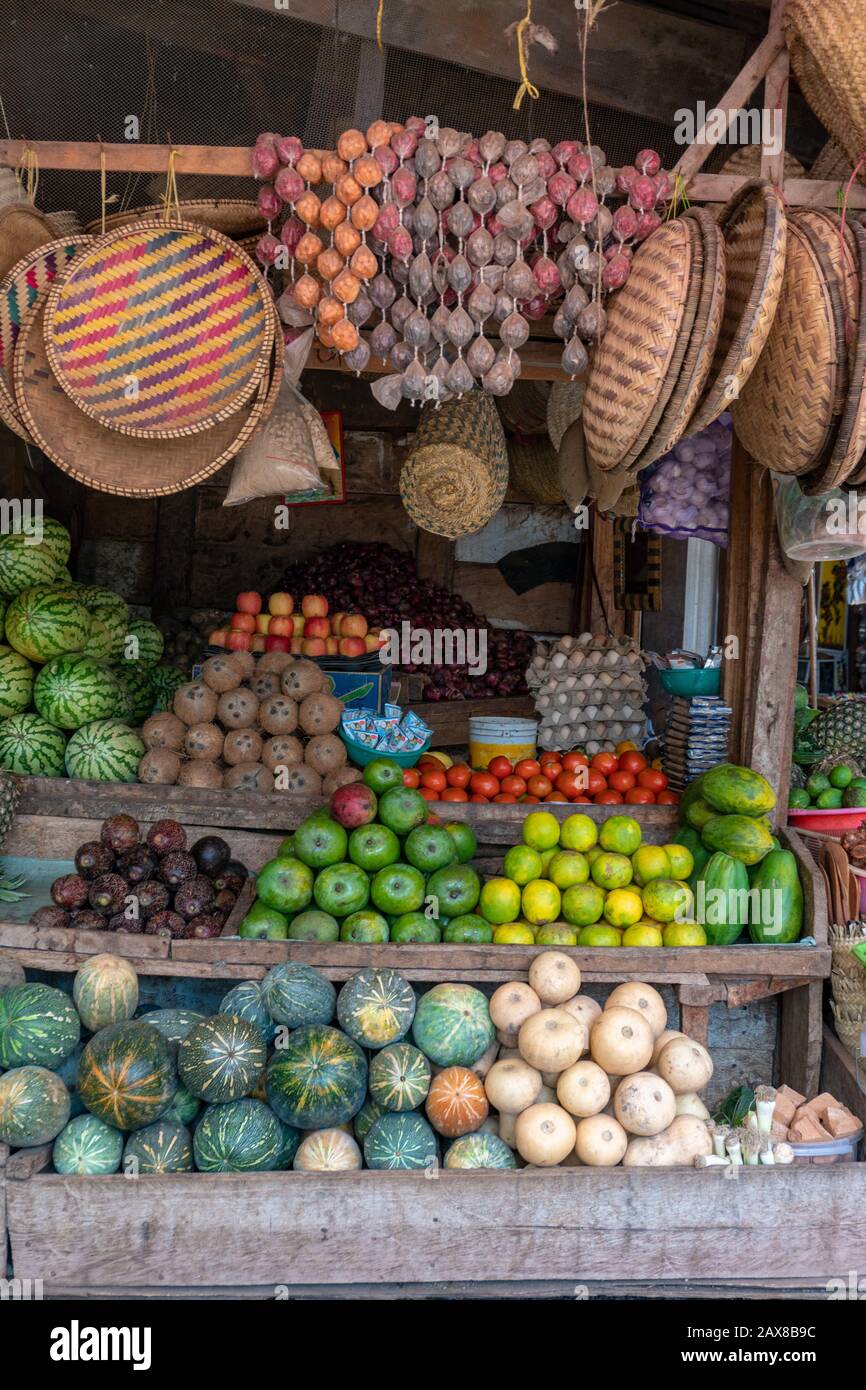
[775,474,866,561]
[638,415,731,546]
[223,338,325,506]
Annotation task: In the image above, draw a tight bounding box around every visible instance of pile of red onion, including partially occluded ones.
[278,542,533,700]
[251,118,671,406]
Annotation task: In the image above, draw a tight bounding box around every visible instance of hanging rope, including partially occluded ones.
[16,146,38,205]
[665,172,691,221]
[99,148,107,235]
[837,152,866,346]
[375,0,384,51]
[161,148,180,222]
[512,1,540,111]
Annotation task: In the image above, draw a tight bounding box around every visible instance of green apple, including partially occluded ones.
[238,900,289,940]
[348,822,401,872]
[370,862,426,915]
[313,861,370,917]
[255,856,313,914]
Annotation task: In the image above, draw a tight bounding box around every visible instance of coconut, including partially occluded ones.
[223,727,264,766]
[141,711,186,751]
[173,681,218,726]
[226,650,255,679]
[322,765,364,796]
[261,734,304,771]
[305,733,347,776]
[201,655,243,693]
[257,651,295,674]
[223,762,275,792]
[138,749,181,785]
[249,670,281,701]
[178,760,223,789]
[258,694,299,736]
[298,691,343,735]
[217,687,260,730]
[184,722,225,761]
[281,659,326,699]
[278,763,322,796]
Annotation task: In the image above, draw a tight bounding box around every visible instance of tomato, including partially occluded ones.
[418,786,439,801]
[573,794,592,803]
[638,768,668,792]
[402,768,420,788]
[440,787,469,802]
[527,774,553,798]
[469,793,490,803]
[493,792,517,803]
[520,794,541,803]
[469,771,499,798]
[657,789,679,805]
[515,759,541,780]
[562,751,589,771]
[591,751,618,776]
[500,775,527,796]
[420,768,447,793]
[544,791,569,803]
[555,771,584,799]
[619,750,648,775]
[540,757,563,778]
[446,762,472,788]
[624,786,654,804]
[608,770,636,793]
[593,789,624,804]
[586,768,608,795]
[488,756,513,780]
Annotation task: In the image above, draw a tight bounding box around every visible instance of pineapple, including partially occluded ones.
[807,700,866,758]
[0,769,20,851]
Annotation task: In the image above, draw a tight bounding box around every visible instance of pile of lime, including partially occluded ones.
[788,763,866,810]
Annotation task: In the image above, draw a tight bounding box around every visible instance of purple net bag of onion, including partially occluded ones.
[637,416,732,547]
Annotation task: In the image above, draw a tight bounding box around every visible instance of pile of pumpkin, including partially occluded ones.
[0,952,713,1173]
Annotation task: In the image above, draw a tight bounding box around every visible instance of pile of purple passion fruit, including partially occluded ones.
[31,815,249,940]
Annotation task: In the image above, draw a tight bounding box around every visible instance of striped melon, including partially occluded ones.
[220,980,278,1044]
[34,654,123,729]
[78,1020,177,1131]
[72,954,139,1032]
[0,982,80,1068]
[193,1097,284,1173]
[260,961,336,1029]
[412,984,495,1067]
[0,712,67,775]
[0,1065,71,1146]
[33,517,71,567]
[111,662,155,722]
[53,1113,124,1174]
[64,719,144,782]
[151,665,187,711]
[178,1013,267,1103]
[5,584,90,661]
[0,646,35,718]
[86,614,114,662]
[336,967,416,1049]
[266,1025,367,1130]
[164,1083,200,1126]
[123,1119,194,1173]
[127,619,164,665]
[0,536,60,597]
[444,1132,516,1169]
[369,1042,431,1112]
[293,1127,362,1171]
[274,1119,302,1169]
[363,1111,438,1170]
[138,1008,205,1059]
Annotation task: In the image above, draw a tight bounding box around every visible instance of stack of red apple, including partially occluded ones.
[208,592,388,659]
[403,749,678,805]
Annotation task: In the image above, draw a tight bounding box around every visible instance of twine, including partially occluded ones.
[375,0,384,51]
[512,1,540,111]
[161,148,180,223]
[665,172,691,221]
[15,146,38,205]
[99,148,107,236]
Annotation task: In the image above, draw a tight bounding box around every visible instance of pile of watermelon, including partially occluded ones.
[0,955,512,1173]
[0,515,185,780]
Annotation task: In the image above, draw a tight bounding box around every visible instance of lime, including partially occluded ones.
[805,771,831,800]
[787,788,810,809]
[816,788,843,809]
[503,844,544,886]
[562,882,605,927]
[829,764,854,790]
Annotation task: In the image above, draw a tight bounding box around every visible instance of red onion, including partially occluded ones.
[251,144,279,180]
[391,129,418,160]
[635,148,661,177]
[634,210,662,241]
[488,161,509,185]
[392,166,418,207]
[653,170,673,203]
[566,187,599,227]
[522,292,549,320]
[375,144,399,177]
[567,152,593,185]
[628,175,658,212]
[535,151,557,180]
[405,115,427,135]
[548,170,577,208]
[552,139,580,166]
[257,185,282,220]
[388,225,414,261]
[274,166,304,203]
[530,194,558,230]
[532,253,561,295]
[612,204,639,242]
[615,164,637,195]
[373,203,400,239]
[280,216,304,253]
[276,135,303,166]
[255,233,281,266]
[602,253,631,290]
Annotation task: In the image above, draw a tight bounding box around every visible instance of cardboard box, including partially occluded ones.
[322,664,393,713]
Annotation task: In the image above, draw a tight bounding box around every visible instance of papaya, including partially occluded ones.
[747,849,804,944]
[684,797,716,832]
[695,852,748,945]
[701,813,774,866]
[701,764,776,818]
[675,824,711,894]
[679,765,734,822]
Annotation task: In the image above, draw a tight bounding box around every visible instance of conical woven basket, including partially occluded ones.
[547,380,585,451]
[508,434,562,503]
[784,0,866,186]
[401,393,508,539]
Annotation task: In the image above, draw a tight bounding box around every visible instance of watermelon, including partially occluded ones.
[34,654,124,729]
[369,1042,431,1112]
[0,1065,71,1145]
[337,967,416,1049]
[72,953,139,1032]
[0,711,67,775]
[702,764,776,818]
[353,1095,386,1145]
[444,1132,516,1170]
[412,984,494,1068]
[363,1111,438,1170]
[123,1119,193,1173]
[0,536,60,597]
[65,719,144,782]
[151,665,187,712]
[111,662,155,722]
[127,619,164,665]
[193,1097,284,1172]
[695,851,749,946]
[138,1008,205,1059]
[220,980,277,1044]
[33,517,71,567]
[5,585,89,661]
[164,1083,200,1127]
[178,1013,267,1103]
[0,646,34,718]
[747,849,804,944]
[701,813,775,866]
[260,961,336,1029]
[0,982,80,1069]
[266,1024,367,1130]
[86,614,114,662]
[53,1113,124,1174]
[78,1020,176,1131]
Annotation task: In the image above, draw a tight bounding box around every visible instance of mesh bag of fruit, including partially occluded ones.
[638,417,731,546]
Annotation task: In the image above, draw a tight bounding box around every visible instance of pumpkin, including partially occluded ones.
[0,982,80,1069]
[444,1132,517,1170]
[293,1127,363,1171]
[78,1021,176,1131]
[266,1024,367,1130]
[123,1118,194,1173]
[412,983,494,1067]
[178,1013,266,1103]
[364,1111,438,1170]
[368,1042,431,1112]
[260,961,336,1029]
[219,980,278,1044]
[353,1095,386,1144]
[52,1113,124,1174]
[138,1007,205,1059]
[337,967,416,1049]
[72,954,139,1032]
[193,1097,284,1173]
[0,1065,71,1146]
[425,1065,489,1137]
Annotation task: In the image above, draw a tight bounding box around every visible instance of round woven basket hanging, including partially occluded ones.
[508,433,562,504]
[44,219,274,439]
[84,200,267,239]
[547,380,585,451]
[0,203,58,281]
[784,0,866,185]
[400,393,509,539]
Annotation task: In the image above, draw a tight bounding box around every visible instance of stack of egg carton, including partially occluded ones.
[526,632,647,755]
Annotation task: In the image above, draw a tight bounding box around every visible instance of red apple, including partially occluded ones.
[341,614,368,638]
[302,594,329,618]
[265,634,291,653]
[290,637,304,654]
[330,782,378,829]
[268,591,295,616]
[304,616,331,639]
[268,616,294,637]
[230,611,256,633]
[251,634,267,652]
[325,637,340,655]
[227,630,252,652]
[291,613,306,637]
[209,629,228,648]
[363,633,381,653]
[331,612,346,636]
[302,637,326,656]
[255,613,271,634]
[236,591,262,615]
[339,636,366,657]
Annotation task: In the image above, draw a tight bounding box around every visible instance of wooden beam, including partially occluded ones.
[760,0,789,186]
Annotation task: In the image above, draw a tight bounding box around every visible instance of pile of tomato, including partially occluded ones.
[402,748,678,805]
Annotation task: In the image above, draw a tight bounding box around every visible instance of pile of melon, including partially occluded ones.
[140,650,361,796]
[483,954,715,1167]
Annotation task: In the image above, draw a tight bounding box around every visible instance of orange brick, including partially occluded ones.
[788,1112,832,1143]
[777,1084,806,1108]
[805,1093,840,1121]
[773,1094,797,1128]
[824,1107,861,1140]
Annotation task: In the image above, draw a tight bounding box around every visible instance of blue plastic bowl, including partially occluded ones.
[339,728,432,768]
[659,667,721,698]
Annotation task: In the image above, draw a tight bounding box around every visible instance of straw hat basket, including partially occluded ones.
[784,0,866,185]
[557,418,589,511]
[547,380,585,451]
[497,379,549,434]
[400,393,509,539]
[0,203,58,281]
[0,167,27,210]
[507,433,562,504]
[705,145,806,217]
[84,200,267,239]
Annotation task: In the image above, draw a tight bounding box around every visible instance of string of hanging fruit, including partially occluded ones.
[250,119,671,407]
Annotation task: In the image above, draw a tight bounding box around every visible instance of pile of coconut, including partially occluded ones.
[137,650,364,796]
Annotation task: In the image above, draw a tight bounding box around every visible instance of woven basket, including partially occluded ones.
[705,145,806,216]
[46,211,84,237]
[401,394,508,539]
[0,203,58,281]
[830,999,866,1056]
[507,434,562,504]
[0,168,27,210]
[557,418,589,510]
[44,219,274,439]
[497,380,550,434]
[13,295,283,497]
[784,0,866,186]
[84,199,267,239]
[547,380,585,451]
